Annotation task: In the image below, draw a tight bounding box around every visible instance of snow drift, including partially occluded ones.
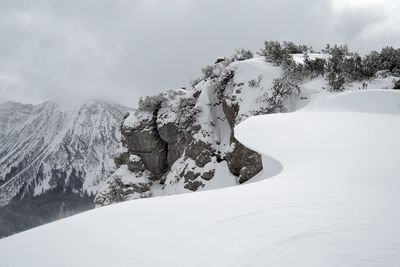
[1,88,399,266]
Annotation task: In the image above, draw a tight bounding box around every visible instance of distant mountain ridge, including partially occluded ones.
[0,99,129,237]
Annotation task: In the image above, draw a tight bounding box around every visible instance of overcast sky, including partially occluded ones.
[0,0,399,107]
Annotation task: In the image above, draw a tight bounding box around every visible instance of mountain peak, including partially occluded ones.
[0,100,130,209]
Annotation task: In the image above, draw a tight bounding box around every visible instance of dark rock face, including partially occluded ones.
[158,123,179,144]
[222,100,239,128]
[166,142,184,168]
[121,114,168,175]
[123,124,165,153]
[226,137,263,183]
[135,151,167,176]
[157,123,183,168]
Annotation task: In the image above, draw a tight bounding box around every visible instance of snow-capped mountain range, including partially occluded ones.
[0,100,129,207]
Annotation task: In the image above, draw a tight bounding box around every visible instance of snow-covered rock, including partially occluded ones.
[95,57,292,205]
[98,51,399,206]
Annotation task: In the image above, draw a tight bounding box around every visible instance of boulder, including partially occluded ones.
[201,170,215,181]
[226,137,262,184]
[184,180,204,191]
[127,155,145,173]
[158,123,179,144]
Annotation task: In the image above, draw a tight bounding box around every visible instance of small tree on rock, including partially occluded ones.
[265,76,300,112]
[138,94,166,112]
[233,49,254,61]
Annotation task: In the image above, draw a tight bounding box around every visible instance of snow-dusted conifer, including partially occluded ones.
[233,49,254,61]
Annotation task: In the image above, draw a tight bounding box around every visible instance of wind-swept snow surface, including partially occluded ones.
[1,89,400,266]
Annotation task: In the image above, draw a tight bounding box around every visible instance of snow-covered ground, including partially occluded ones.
[1,88,399,266]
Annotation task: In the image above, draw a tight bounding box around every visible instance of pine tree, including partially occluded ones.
[266,76,300,112]
[394,79,400,89]
[325,44,349,91]
[260,41,290,64]
[327,72,345,91]
[233,49,254,61]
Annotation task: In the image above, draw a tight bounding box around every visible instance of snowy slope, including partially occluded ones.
[0,100,129,207]
[1,88,399,266]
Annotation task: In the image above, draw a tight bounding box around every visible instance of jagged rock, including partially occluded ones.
[184,171,201,182]
[201,170,215,181]
[195,150,213,168]
[95,166,152,206]
[184,180,204,191]
[127,155,145,173]
[186,140,214,168]
[122,119,166,153]
[122,111,168,175]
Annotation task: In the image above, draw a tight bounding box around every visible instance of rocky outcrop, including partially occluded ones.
[95,56,293,206]
[226,139,263,183]
[223,99,263,183]
[94,165,152,206]
[121,111,168,176]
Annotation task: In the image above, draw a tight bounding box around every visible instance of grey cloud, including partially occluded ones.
[0,0,399,107]
[334,7,386,41]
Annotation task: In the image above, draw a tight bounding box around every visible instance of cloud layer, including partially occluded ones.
[0,0,399,106]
